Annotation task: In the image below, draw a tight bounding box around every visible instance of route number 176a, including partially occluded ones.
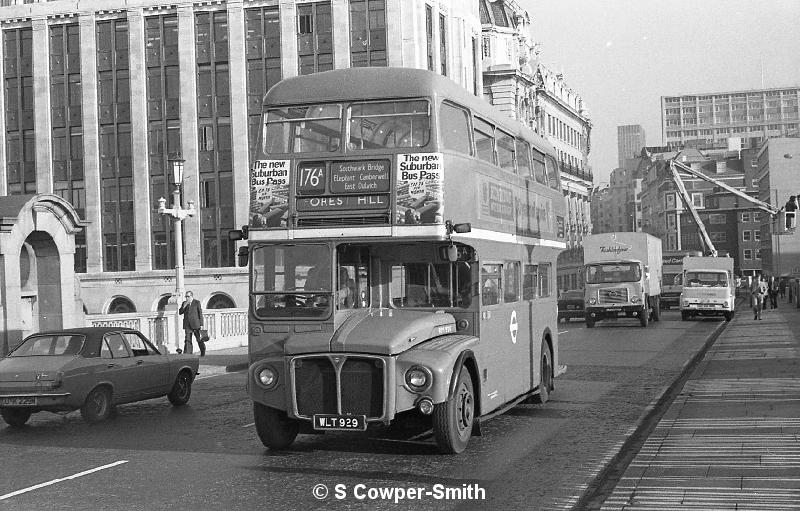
[297,165,326,193]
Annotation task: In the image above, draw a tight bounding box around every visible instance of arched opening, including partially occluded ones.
[156,294,172,312]
[206,293,235,309]
[108,296,136,314]
[19,232,62,335]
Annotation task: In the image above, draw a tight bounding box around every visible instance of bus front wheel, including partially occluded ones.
[253,402,299,450]
[433,366,474,454]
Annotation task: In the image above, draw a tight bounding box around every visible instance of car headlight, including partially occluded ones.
[405,366,432,392]
[588,298,597,305]
[256,366,278,389]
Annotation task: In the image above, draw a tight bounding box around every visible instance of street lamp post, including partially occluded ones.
[157,156,195,304]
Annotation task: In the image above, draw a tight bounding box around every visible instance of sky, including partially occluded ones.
[519,0,800,186]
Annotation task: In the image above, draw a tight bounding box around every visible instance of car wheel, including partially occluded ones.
[433,366,474,454]
[253,402,299,450]
[724,311,734,321]
[531,342,553,404]
[80,387,112,423]
[1,408,32,428]
[681,311,690,321]
[168,371,193,406]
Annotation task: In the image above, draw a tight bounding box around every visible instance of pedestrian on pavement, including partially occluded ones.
[751,277,767,320]
[768,275,779,309]
[779,278,786,299]
[179,290,206,356]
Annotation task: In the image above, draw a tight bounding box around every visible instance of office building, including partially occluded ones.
[661,87,800,152]
[617,124,645,169]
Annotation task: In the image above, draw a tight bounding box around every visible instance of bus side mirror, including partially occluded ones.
[237,246,249,267]
[452,223,471,234]
[229,225,249,241]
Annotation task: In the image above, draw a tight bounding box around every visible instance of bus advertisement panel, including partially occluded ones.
[241,68,566,454]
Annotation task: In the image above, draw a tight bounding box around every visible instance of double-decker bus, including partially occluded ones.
[661,250,702,309]
[237,67,567,454]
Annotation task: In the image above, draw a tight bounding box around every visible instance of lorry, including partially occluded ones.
[661,250,702,309]
[583,232,663,328]
[680,255,735,321]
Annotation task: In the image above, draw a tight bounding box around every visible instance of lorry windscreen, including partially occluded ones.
[685,271,728,288]
[586,263,641,284]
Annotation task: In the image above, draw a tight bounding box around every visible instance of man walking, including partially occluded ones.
[768,275,779,309]
[179,290,205,356]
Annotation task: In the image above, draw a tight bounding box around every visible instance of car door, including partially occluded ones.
[122,332,171,397]
[99,333,141,403]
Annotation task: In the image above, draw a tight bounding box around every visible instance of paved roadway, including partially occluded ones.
[0,311,721,511]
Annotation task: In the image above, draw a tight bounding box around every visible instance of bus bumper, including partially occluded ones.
[586,305,645,321]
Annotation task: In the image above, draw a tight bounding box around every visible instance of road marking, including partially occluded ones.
[242,422,255,428]
[0,460,129,501]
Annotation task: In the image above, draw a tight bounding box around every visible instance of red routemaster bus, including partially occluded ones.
[235,67,567,454]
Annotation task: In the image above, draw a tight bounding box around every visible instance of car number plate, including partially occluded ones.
[313,414,367,431]
[567,305,576,310]
[699,304,716,308]
[0,396,36,406]
[605,308,622,312]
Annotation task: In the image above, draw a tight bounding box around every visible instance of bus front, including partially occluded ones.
[244,70,481,453]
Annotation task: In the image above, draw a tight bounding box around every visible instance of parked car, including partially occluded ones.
[0,327,199,427]
[558,290,585,322]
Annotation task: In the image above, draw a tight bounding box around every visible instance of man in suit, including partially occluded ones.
[179,290,205,356]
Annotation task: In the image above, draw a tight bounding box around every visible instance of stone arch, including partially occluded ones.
[106,296,137,314]
[205,292,236,309]
[155,294,172,312]
[0,194,86,355]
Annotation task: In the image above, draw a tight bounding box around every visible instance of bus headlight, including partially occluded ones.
[256,365,278,389]
[588,298,597,305]
[631,296,640,303]
[405,366,432,393]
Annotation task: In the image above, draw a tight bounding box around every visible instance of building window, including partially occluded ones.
[742,230,751,241]
[196,11,234,268]
[349,0,386,67]
[108,296,136,314]
[743,249,752,260]
[691,192,704,208]
[481,34,490,58]
[50,22,86,273]
[754,229,760,241]
[439,13,447,76]
[425,4,434,71]
[753,212,760,222]
[297,2,332,75]
[146,14,182,270]
[245,6,282,157]
[4,28,35,195]
[97,19,134,272]
[755,249,762,260]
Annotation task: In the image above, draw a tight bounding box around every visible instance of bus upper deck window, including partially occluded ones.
[439,102,471,155]
[263,104,342,154]
[348,100,430,150]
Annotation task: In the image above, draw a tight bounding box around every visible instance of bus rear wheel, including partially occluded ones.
[433,366,474,454]
[531,342,553,404]
[253,403,299,450]
[724,311,734,321]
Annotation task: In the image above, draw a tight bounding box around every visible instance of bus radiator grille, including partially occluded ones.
[340,358,384,418]
[295,358,338,416]
[598,288,629,304]
[293,356,385,420]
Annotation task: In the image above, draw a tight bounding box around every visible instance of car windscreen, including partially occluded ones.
[9,334,86,357]
[585,263,642,284]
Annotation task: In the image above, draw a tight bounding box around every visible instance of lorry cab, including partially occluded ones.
[680,256,735,321]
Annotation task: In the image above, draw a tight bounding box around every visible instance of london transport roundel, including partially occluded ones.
[509,310,519,344]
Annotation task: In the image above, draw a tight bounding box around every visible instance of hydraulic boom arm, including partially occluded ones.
[667,158,781,258]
